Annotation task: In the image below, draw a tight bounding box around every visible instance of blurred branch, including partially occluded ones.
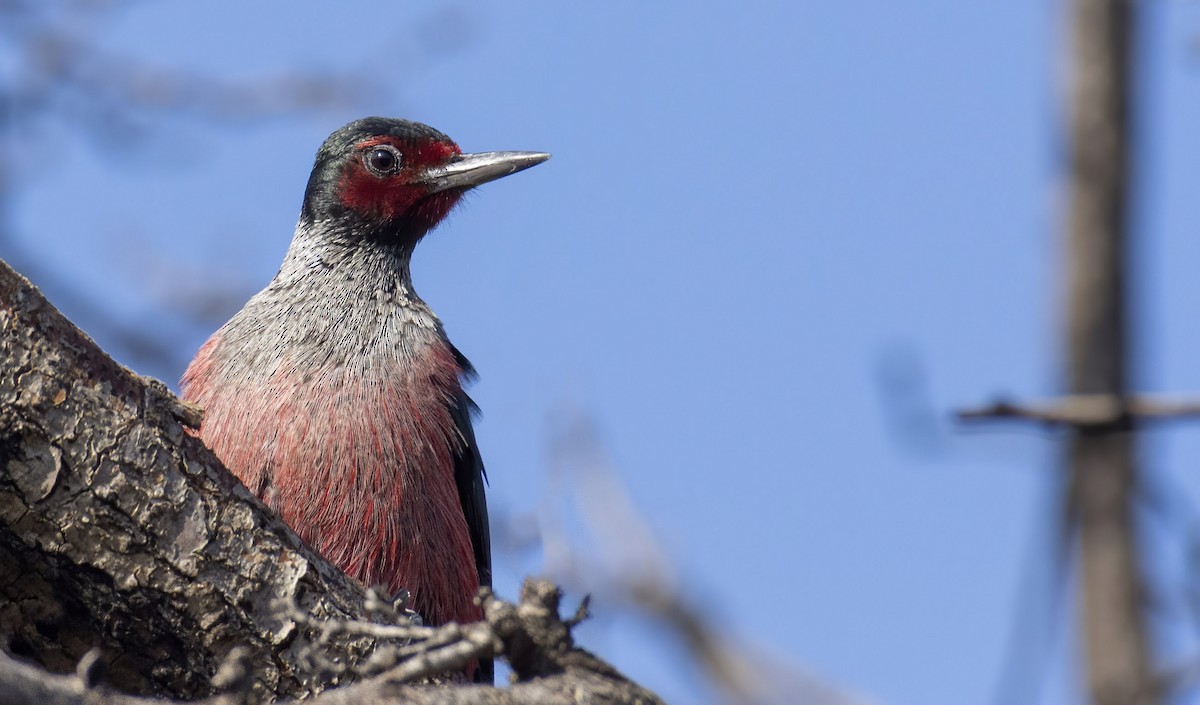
[957,394,1200,427]
[0,0,381,375]
[542,407,864,705]
[874,342,946,456]
[1,1,365,132]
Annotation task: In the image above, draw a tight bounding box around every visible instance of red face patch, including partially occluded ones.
[336,136,463,222]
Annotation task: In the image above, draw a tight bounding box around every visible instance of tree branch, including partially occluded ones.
[0,582,662,705]
[0,256,663,705]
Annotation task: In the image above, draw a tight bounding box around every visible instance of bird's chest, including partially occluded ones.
[261,343,463,498]
[194,333,470,587]
[274,351,467,571]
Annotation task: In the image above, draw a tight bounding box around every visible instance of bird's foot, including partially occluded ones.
[364,586,423,626]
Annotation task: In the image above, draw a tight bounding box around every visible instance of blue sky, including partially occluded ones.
[9,2,1200,704]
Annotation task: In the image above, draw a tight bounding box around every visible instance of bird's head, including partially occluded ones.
[300,117,549,244]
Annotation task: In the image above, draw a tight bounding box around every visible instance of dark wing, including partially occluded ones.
[449,346,493,683]
[451,390,491,589]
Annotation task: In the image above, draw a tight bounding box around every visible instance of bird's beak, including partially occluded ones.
[419,151,551,194]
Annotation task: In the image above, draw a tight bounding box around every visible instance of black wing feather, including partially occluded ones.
[449,345,493,683]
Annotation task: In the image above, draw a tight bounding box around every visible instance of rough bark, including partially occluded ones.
[0,257,663,705]
[0,580,662,705]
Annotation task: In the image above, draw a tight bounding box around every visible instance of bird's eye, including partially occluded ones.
[364,146,402,175]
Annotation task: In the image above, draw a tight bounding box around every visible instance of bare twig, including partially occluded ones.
[0,581,663,705]
[377,623,497,684]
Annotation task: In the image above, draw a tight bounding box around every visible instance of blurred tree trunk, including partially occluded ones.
[1064,1,1155,704]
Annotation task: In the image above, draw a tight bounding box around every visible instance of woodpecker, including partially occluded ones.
[181,118,548,683]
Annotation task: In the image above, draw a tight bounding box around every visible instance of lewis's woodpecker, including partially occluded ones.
[181,118,548,682]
